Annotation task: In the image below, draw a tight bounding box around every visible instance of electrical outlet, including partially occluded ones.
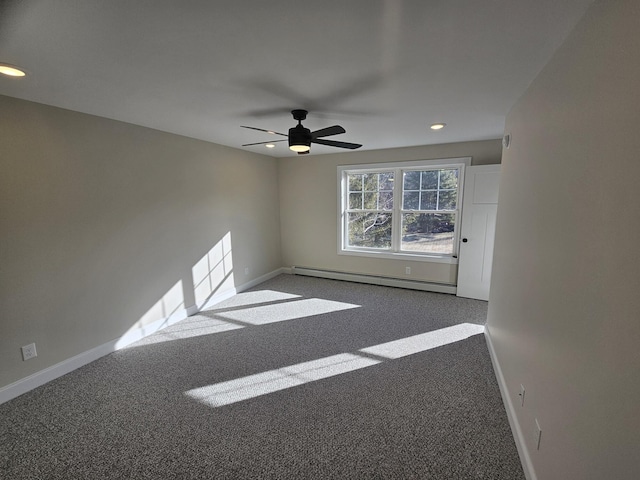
[405,267,411,275]
[533,419,542,450]
[519,384,525,407]
[21,343,37,361]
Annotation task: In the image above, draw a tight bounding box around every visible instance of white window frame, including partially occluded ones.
[337,157,470,264]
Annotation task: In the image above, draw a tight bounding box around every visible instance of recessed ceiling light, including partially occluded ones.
[430,123,446,130]
[265,143,275,148]
[0,63,27,77]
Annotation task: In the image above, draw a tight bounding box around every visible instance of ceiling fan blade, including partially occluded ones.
[311,125,346,139]
[312,138,362,149]
[241,126,288,137]
[242,139,287,147]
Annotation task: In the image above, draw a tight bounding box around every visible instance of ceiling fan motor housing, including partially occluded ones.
[289,124,312,148]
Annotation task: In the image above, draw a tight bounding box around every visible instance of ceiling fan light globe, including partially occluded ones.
[290,144,310,153]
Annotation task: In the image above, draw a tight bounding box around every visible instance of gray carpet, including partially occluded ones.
[0,274,525,479]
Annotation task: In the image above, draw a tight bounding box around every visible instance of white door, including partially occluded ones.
[457,165,500,301]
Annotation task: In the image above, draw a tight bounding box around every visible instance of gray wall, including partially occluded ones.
[487,0,640,478]
[0,95,282,388]
[278,140,502,284]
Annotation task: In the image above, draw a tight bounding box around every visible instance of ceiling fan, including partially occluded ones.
[241,109,362,154]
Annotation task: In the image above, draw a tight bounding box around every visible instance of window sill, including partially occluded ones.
[338,248,458,265]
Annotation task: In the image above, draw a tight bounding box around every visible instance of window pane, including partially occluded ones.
[420,191,437,210]
[348,212,392,249]
[403,171,420,190]
[439,169,458,189]
[363,173,378,191]
[438,190,457,210]
[401,213,455,254]
[403,191,419,210]
[364,192,377,209]
[380,172,394,190]
[348,174,362,192]
[379,191,393,210]
[421,171,438,190]
[349,192,362,209]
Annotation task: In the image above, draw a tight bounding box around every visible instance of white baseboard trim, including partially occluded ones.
[0,268,286,405]
[238,267,287,292]
[0,305,192,406]
[114,306,196,349]
[484,325,536,480]
[0,340,116,406]
[197,267,286,312]
[196,287,238,312]
[289,266,457,295]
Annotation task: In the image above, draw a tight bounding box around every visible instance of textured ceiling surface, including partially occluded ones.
[0,0,593,156]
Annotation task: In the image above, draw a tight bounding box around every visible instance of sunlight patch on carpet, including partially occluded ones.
[130,294,360,346]
[202,290,301,311]
[361,323,485,359]
[215,298,360,325]
[128,318,244,346]
[185,323,485,407]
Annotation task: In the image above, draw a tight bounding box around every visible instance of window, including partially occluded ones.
[338,158,469,263]
[346,171,394,249]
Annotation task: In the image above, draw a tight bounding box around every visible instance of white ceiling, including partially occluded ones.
[0,0,593,157]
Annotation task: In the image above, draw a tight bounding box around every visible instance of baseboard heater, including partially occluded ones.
[290,266,457,295]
